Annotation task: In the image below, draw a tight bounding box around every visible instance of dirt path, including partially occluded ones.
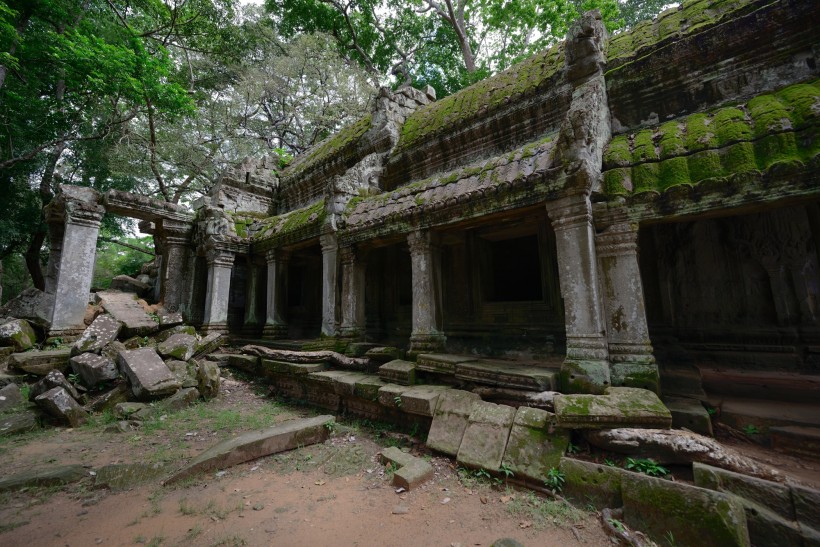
[0,371,610,547]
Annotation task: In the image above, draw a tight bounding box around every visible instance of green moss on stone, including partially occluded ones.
[603,135,632,167]
[631,129,658,163]
[658,121,686,159]
[687,149,722,183]
[397,45,563,153]
[748,94,792,138]
[658,156,691,189]
[754,133,800,170]
[712,107,752,146]
[603,168,631,195]
[285,114,372,178]
[777,80,820,127]
[720,141,757,173]
[685,113,716,152]
[279,200,326,235]
[632,163,660,193]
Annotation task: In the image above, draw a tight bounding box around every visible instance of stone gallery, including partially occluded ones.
[2,0,818,544]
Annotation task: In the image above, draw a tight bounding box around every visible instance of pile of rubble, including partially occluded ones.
[0,288,224,435]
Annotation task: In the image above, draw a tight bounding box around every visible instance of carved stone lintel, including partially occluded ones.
[205,248,235,268]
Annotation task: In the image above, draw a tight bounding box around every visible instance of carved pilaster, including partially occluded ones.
[596,221,658,393]
[319,233,339,336]
[158,219,194,314]
[340,245,366,339]
[202,247,235,334]
[407,230,446,355]
[263,248,290,339]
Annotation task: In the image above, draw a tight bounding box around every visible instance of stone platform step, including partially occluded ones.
[229,337,343,352]
[770,426,820,461]
[701,368,820,404]
[417,353,558,391]
[97,291,159,338]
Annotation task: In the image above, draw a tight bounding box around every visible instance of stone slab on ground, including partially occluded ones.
[559,457,623,509]
[380,446,434,490]
[156,309,183,327]
[165,415,334,484]
[98,291,159,338]
[227,354,259,374]
[0,383,23,411]
[378,360,416,385]
[622,471,750,547]
[0,318,37,351]
[70,352,119,386]
[426,389,480,456]
[117,348,181,400]
[8,349,70,376]
[85,384,129,413]
[193,333,224,358]
[29,370,81,401]
[95,462,168,491]
[457,401,515,471]
[71,314,122,356]
[196,360,220,400]
[554,387,672,429]
[664,396,713,436]
[455,360,556,391]
[693,462,802,547]
[365,346,403,363]
[416,353,475,375]
[166,360,198,388]
[398,385,451,416]
[0,409,39,436]
[770,425,820,461]
[501,407,569,483]
[0,465,88,492]
[35,386,88,427]
[166,387,200,411]
[154,325,197,344]
[260,359,326,376]
[157,333,198,361]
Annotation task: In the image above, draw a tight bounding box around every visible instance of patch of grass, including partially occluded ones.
[743,424,760,436]
[624,457,669,478]
[544,467,565,493]
[178,497,197,515]
[0,520,29,533]
[83,409,118,429]
[185,524,203,541]
[211,535,247,547]
[146,536,164,547]
[506,491,587,529]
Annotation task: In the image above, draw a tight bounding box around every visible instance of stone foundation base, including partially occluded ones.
[408,333,446,358]
[559,359,611,394]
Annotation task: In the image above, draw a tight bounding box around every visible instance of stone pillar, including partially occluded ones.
[320,233,339,337]
[158,220,192,315]
[263,249,289,339]
[202,248,234,334]
[407,230,446,355]
[546,196,610,393]
[596,221,659,393]
[340,245,366,339]
[46,188,106,336]
[243,257,264,334]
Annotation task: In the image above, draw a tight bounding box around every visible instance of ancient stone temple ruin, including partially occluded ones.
[40,0,818,397]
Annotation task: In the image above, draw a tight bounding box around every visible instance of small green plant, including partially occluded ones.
[566,442,579,454]
[499,463,515,481]
[604,458,616,467]
[608,518,626,533]
[323,420,337,433]
[743,424,760,435]
[49,337,63,348]
[625,457,669,477]
[544,467,565,493]
[706,407,717,416]
[393,395,403,407]
[474,468,491,481]
[664,530,677,546]
[67,372,81,384]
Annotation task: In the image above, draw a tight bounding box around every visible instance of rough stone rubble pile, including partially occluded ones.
[0,285,224,434]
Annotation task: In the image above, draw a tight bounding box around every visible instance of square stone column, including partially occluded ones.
[340,245,366,339]
[407,230,446,356]
[243,257,265,334]
[320,234,340,337]
[158,220,193,315]
[202,248,234,334]
[263,249,289,339]
[546,196,610,393]
[596,221,659,393]
[45,187,106,336]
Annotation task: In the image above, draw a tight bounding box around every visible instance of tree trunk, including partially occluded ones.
[24,230,46,291]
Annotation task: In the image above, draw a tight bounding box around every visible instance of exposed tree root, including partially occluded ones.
[585,428,783,482]
[471,387,557,410]
[240,344,372,370]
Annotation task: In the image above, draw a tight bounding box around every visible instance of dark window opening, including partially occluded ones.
[485,235,543,302]
[288,264,304,306]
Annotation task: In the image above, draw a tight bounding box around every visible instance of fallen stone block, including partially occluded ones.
[456,360,555,391]
[426,389,480,456]
[115,402,148,419]
[71,314,122,356]
[399,385,451,416]
[365,346,403,363]
[110,275,152,296]
[166,359,198,388]
[157,333,197,361]
[193,332,223,358]
[165,415,334,484]
[622,471,750,547]
[693,462,802,547]
[0,410,39,436]
[35,386,88,427]
[196,360,220,401]
[29,370,81,401]
[117,348,181,400]
[165,387,200,411]
[0,318,37,351]
[0,465,88,492]
[85,383,129,413]
[0,287,52,329]
[501,407,569,483]
[259,358,326,376]
[457,401,515,471]
[227,354,259,374]
[353,375,387,401]
[380,446,434,490]
[554,387,672,429]
[378,360,416,385]
[98,291,159,338]
[8,349,70,376]
[665,396,713,436]
[156,309,183,327]
[0,383,23,411]
[377,383,406,408]
[70,352,118,386]
[792,483,820,536]
[154,325,197,344]
[346,342,380,357]
[416,353,474,375]
[559,457,623,509]
[101,340,128,362]
[95,462,167,491]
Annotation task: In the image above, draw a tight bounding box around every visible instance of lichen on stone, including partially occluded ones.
[282,115,373,180]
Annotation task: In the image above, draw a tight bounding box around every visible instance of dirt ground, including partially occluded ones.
[0,370,611,547]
